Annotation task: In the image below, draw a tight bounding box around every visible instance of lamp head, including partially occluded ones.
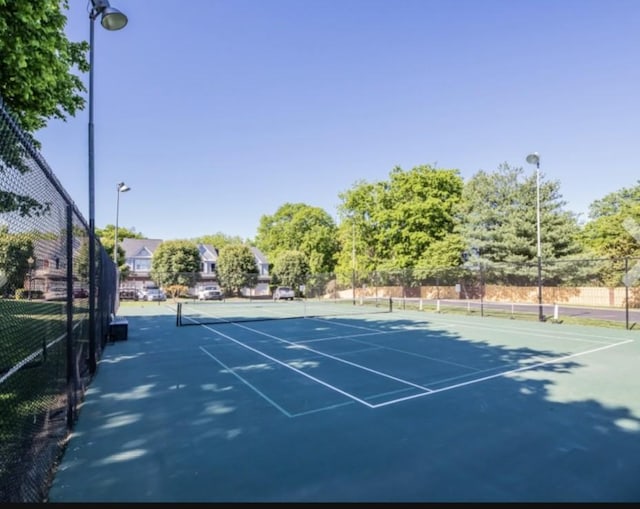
[91,1,128,30]
[118,182,131,192]
[526,152,540,166]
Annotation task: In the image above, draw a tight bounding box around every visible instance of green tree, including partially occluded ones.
[192,232,246,249]
[75,239,89,283]
[336,165,464,279]
[271,250,310,295]
[0,0,89,136]
[97,225,143,277]
[216,244,259,296]
[0,227,34,296]
[379,165,463,269]
[96,225,144,243]
[1,2,88,220]
[255,203,339,276]
[456,163,582,268]
[580,196,640,286]
[416,233,467,273]
[0,100,53,218]
[335,181,385,284]
[150,240,201,288]
[587,181,640,220]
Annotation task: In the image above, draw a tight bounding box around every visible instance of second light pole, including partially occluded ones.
[526,152,544,322]
[114,182,131,263]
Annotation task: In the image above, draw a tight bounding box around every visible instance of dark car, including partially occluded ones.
[119,288,139,301]
[73,287,88,298]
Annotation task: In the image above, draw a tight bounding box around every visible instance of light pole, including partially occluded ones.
[27,256,34,300]
[351,219,356,304]
[88,0,127,373]
[113,182,131,263]
[526,152,544,322]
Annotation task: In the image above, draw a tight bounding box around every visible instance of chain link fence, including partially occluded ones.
[146,258,640,329]
[0,97,117,502]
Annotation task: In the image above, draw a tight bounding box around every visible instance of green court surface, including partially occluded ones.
[46,300,640,502]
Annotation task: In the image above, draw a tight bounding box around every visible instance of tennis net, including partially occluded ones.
[176,296,393,326]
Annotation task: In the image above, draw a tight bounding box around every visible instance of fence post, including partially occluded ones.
[65,204,75,428]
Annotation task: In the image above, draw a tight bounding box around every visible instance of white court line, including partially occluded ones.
[201,343,359,418]
[297,330,483,373]
[369,338,635,408]
[210,319,436,394]
[390,309,635,345]
[194,321,425,409]
[199,345,293,417]
[188,310,634,411]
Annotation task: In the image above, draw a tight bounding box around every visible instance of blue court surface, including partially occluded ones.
[46,300,640,502]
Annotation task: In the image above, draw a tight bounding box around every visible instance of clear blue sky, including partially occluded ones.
[36,0,640,242]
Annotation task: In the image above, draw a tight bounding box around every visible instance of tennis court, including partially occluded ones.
[46,299,640,502]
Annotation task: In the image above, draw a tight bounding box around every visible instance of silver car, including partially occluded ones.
[197,286,223,301]
[144,288,166,301]
[273,286,295,300]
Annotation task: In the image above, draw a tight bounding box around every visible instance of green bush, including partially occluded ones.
[14,288,42,300]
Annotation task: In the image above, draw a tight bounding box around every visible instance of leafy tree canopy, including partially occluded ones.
[588,181,640,220]
[271,250,310,293]
[337,164,464,273]
[150,240,200,287]
[455,163,582,267]
[96,225,144,242]
[216,244,258,296]
[192,232,247,251]
[580,203,640,259]
[0,226,34,296]
[0,0,89,136]
[255,203,339,275]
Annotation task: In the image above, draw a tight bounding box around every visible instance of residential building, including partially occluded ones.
[119,239,270,295]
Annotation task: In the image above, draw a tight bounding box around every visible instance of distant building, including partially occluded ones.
[119,238,270,296]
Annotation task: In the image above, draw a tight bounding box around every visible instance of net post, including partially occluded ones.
[176,302,181,327]
[389,296,393,312]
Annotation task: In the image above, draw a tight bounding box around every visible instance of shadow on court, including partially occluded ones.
[45,304,640,502]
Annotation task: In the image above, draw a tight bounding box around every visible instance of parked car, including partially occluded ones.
[198,286,223,301]
[119,288,139,301]
[73,287,88,298]
[273,286,295,300]
[143,288,166,301]
[44,288,67,301]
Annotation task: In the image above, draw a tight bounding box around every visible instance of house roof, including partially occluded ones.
[121,238,163,258]
[198,243,218,261]
[119,239,269,267]
[250,246,268,265]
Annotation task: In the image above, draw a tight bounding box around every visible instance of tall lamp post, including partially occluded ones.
[352,220,356,305]
[526,152,544,322]
[27,256,35,300]
[113,182,131,263]
[88,0,127,373]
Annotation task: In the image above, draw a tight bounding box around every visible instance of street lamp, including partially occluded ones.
[526,152,544,322]
[113,182,131,263]
[27,256,34,300]
[352,220,356,305]
[88,0,127,373]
